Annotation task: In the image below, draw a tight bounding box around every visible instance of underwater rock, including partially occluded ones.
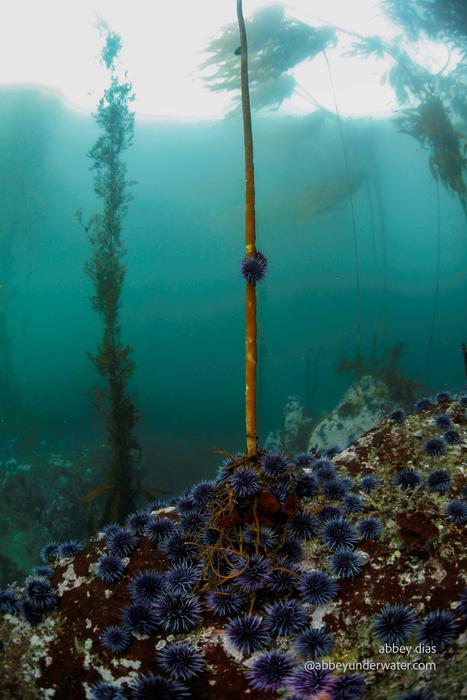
[0,398,466,699]
[308,374,403,451]
[265,396,314,452]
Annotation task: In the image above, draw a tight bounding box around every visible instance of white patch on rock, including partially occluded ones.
[57,563,87,595]
[311,602,337,627]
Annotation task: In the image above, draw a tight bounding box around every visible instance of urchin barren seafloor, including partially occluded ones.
[0,397,466,699]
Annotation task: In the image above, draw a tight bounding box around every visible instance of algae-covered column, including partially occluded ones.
[83,30,140,523]
[237,0,267,456]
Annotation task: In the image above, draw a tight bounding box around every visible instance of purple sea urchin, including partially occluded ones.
[312,457,335,472]
[180,510,206,533]
[444,428,461,445]
[130,673,189,699]
[90,681,127,700]
[106,528,138,557]
[342,493,364,514]
[241,251,268,284]
[436,391,451,402]
[204,587,246,617]
[144,516,176,545]
[285,667,337,697]
[419,610,458,650]
[322,517,357,551]
[330,549,362,578]
[260,450,289,478]
[434,413,451,430]
[333,673,366,700]
[319,505,342,522]
[295,626,333,659]
[229,465,261,498]
[445,500,467,525]
[19,600,43,627]
[40,541,60,564]
[34,566,53,579]
[97,555,126,584]
[100,625,131,654]
[358,517,383,541]
[288,511,318,540]
[225,613,270,655]
[58,540,83,558]
[0,588,19,613]
[372,604,418,644]
[299,571,339,606]
[246,651,295,692]
[360,474,379,492]
[268,563,301,595]
[128,570,166,604]
[25,577,58,611]
[165,561,201,593]
[190,480,215,505]
[323,478,348,501]
[121,602,159,636]
[458,588,467,618]
[295,473,318,498]
[427,470,451,493]
[156,641,205,681]
[314,461,337,482]
[264,599,308,636]
[244,526,278,551]
[423,436,446,457]
[153,591,202,633]
[173,493,196,514]
[235,554,272,592]
[389,409,405,423]
[101,523,121,538]
[324,445,342,458]
[394,469,422,490]
[125,510,151,535]
[294,452,314,468]
[415,397,433,411]
[159,532,199,562]
[276,538,304,563]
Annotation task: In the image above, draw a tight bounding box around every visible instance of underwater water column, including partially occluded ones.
[237,0,259,455]
[82,31,141,523]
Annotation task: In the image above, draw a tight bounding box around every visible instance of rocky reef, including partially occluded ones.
[0,395,465,700]
[308,375,407,452]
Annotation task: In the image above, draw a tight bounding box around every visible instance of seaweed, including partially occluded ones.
[337,341,423,410]
[202,6,335,112]
[384,0,467,50]
[78,30,141,524]
[346,12,467,213]
[237,0,259,456]
[396,95,467,213]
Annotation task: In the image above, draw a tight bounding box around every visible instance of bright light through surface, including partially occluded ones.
[0,0,450,120]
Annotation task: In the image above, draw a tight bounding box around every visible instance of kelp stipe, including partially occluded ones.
[237,0,262,456]
[78,29,141,524]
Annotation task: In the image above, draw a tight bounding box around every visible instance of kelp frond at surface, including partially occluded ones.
[396,95,467,211]
[202,5,335,112]
[346,5,466,212]
[79,29,142,524]
[384,0,467,51]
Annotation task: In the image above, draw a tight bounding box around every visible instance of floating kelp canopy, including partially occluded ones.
[201,6,336,111]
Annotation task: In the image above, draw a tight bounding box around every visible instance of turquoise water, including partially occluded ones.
[0,85,466,578]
